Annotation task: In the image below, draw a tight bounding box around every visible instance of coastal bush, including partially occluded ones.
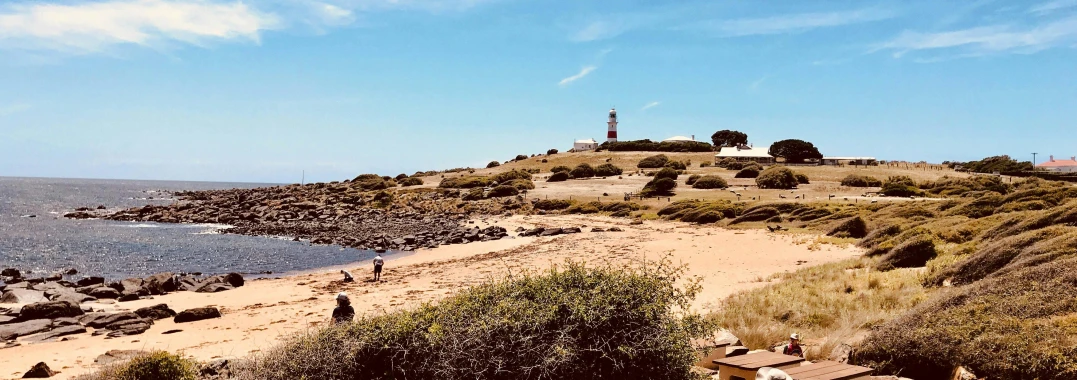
[642,178,677,197]
[734,167,760,178]
[664,160,687,170]
[491,170,532,184]
[394,173,409,181]
[547,148,558,155]
[487,185,519,198]
[637,154,670,169]
[80,351,199,380]
[730,206,780,224]
[691,176,728,189]
[794,173,810,185]
[514,154,528,161]
[550,165,571,173]
[880,176,923,197]
[658,200,739,224]
[653,167,679,181]
[755,167,798,189]
[827,216,868,239]
[840,175,883,187]
[570,163,596,178]
[240,261,709,380]
[399,177,424,187]
[533,199,573,210]
[685,174,702,185]
[920,175,1011,196]
[600,139,714,152]
[462,188,485,201]
[594,163,623,177]
[352,174,391,191]
[875,236,936,271]
[700,162,712,167]
[547,172,570,182]
[486,161,500,168]
[439,176,493,189]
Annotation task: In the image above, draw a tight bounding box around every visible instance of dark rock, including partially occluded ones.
[174,307,222,323]
[52,317,80,326]
[201,359,230,377]
[117,293,140,302]
[135,304,176,320]
[143,273,177,295]
[562,227,582,234]
[44,273,62,282]
[195,283,234,293]
[105,318,152,337]
[519,227,545,237]
[514,227,525,232]
[608,227,624,232]
[75,276,105,287]
[539,228,563,236]
[162,329,182,334]
[590,227,605,232]
[19,301,83,320]
[223,273,244,288]
[0,319,52,340]
[0,315,15,325]
[65,269,78,275]
[89,287,121,299]
[94,350,143,365]
[78,312,111,326]
[107,281,125,292]
[22,362,56,378]
[23,324,87,343]
[1,269,20,278]
[25,277,44,285]
[84,312,141,329]
[46,289,95,305]
[2,289,48,304]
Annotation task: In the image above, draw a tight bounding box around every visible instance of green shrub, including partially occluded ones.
[487,161,501,168]
[642,177,677,196]
[439,176,493,189]
[699,162,712,167]
[840,174,883,187]
[600,139,714,152]
[594,163,623,176]
[691,176,728,189]
[352,174,391,191]
[506,179,535,190]
[664,161,687,170]
[487,185,519,198]
[654,167,679,181]
[241,262,709,380]
[876,236,936,271]
[920,175,1012,196]
[685,174,702,185]
[491,170,532,184]
[827,216,868,238]
[533,199,574,210]
[734,167,759,178]
[566,202,601,214]
[547,148,558,155]
[881,176,923,197]
[394,173,409,181]
[547,172,570,182]
[462,188,485,201]
[550,165,571,174]
[730,206,780,224]
[724,161,744,170]
[637,154,670,168]
[794,173,810,185]
[755,167,798,189]
[657,200,741,223]
[81,351,198,380]
[514,154,528,161]
[570,163,596,178]
[399,177,424,187]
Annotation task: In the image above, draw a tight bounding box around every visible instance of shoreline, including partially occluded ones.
[1,215,862,379]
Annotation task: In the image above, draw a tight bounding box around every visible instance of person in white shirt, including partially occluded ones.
[372,254,384,281]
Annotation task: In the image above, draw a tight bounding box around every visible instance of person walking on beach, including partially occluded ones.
[332,292,354,325]
[373,253,384,281]
[782,333,803,357]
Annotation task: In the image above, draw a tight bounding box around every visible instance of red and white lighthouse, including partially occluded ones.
[607,108,618,143]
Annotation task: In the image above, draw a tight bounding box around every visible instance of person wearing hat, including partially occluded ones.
[782,333,803,357]
[332,292,355,324]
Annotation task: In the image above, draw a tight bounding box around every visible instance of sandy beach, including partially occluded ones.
[1,215,861,379]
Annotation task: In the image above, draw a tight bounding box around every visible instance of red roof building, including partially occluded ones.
[1036,155,1077,173]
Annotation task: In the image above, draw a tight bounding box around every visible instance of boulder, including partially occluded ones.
[19,301,83,320]
[195,283,235,293]
[52,317,80,326]
[22,324,87,343]
[134,304,176,320]
[0,315,15,325]
[65,269,78,275]
[120,278,144,293]
[22,362,56,378]
[84,312,141,329]
[1,268,20,278]
[519,227,544,237]
[75,276,105,287]
[1,289,48,304]
[829,343,853,364]
[608,227,624,232]
[590,227,605,232]
[0,319,52,340]
[174,307,222,323]
[94,350,144,366]
[143,273,177,295]
[105,318,152,337]
[46,289,95,305]
[44,273,62,282]
[223,273,244,288]
[89,287,121,299]
[539,228,563,236]
[562,227,582,234]
[78,312,111,325]
[117,293,140,302]
[201,359,232,378]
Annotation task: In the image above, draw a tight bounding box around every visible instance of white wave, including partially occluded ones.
[117,223,159,228]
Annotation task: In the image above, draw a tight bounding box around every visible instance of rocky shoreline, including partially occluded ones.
[65,182,524,252]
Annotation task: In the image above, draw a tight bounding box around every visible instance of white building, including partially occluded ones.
[714,144,774,164]
[1037,155,1077,172]
[662,135,696,143]
[822,156,877,166]
[573,138,598,152]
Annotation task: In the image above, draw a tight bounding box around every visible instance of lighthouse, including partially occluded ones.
[607,108,618,143]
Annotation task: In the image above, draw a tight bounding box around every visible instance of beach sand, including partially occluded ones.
[1,215,862,379]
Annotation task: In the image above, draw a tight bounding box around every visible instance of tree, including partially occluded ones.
[514,154,528,161]
[769,139,823,163]
[487,161,501,168]
[710,130,748,147]
[963,155,1033,173]
[547,149,558,155]
[756,167,799,189]
[570,164,596,178]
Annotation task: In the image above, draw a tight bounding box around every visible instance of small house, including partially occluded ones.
[714,144,774,164]
[573,139,598,152]
[1037,155,1077,173]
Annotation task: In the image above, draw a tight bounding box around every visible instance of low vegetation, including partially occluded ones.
[547,172,570,182]
[594,163,623,177]
[840,174,882,187]
[79,351,199,380]
[352,174,392,191]
[569,163,596,178]
[399,177,424,187]
[755,167,799,189]
[637,154,670,168]
[487,161,500,168]
[600,139,714,153]
[879,175,923,197]
[239,261,710,380]
[691,176,728,189]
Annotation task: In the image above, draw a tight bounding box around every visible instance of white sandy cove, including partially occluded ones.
[0,215,862,379]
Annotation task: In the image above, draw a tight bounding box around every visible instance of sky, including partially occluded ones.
[1,0,1076,183]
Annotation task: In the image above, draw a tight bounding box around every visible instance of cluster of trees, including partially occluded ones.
[956,155,1034,173]
[547,163,623,182]
[598,140,714,153]
[641,168,679,196]
[637,154,689,170]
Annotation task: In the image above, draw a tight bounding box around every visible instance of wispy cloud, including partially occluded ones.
[559,66,596,86]
[748,75,769,92]
[641,101,660,111]
[875,16,1077,58]
[0,103,30,116]
[1029,0,1077,15]
[0,0,280,54]
[686,8,895,37]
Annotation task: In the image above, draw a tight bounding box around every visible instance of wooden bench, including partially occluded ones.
[783,361,873,380]
[713,351,805,380]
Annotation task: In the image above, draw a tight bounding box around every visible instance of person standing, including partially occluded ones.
[373,253,384,281]
[331,292,354,324]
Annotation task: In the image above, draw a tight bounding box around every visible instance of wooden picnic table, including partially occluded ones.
[713,351,805,380]
[783,361,873,380]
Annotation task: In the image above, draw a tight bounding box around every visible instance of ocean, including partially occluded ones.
[0,177,375,280]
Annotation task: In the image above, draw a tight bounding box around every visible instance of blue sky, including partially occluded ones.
[1,0,1075,183]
